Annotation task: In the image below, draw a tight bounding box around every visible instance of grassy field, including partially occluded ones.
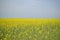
[0,18,60,40]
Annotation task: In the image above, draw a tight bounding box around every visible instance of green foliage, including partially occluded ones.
[0,24,60,40]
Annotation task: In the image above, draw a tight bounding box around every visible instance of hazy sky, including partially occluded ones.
[0,0,60,18]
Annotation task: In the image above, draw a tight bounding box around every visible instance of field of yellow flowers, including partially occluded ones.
[0,18,60,40]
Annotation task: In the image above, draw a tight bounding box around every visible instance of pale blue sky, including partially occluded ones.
[0,0,60,18]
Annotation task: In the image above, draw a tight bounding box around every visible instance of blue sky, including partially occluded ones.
[0,0,60,18]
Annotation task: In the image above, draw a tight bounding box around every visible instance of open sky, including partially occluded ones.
[0,0,60,18]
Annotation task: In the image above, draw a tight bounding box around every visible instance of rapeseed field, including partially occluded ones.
[0,18,60,40]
